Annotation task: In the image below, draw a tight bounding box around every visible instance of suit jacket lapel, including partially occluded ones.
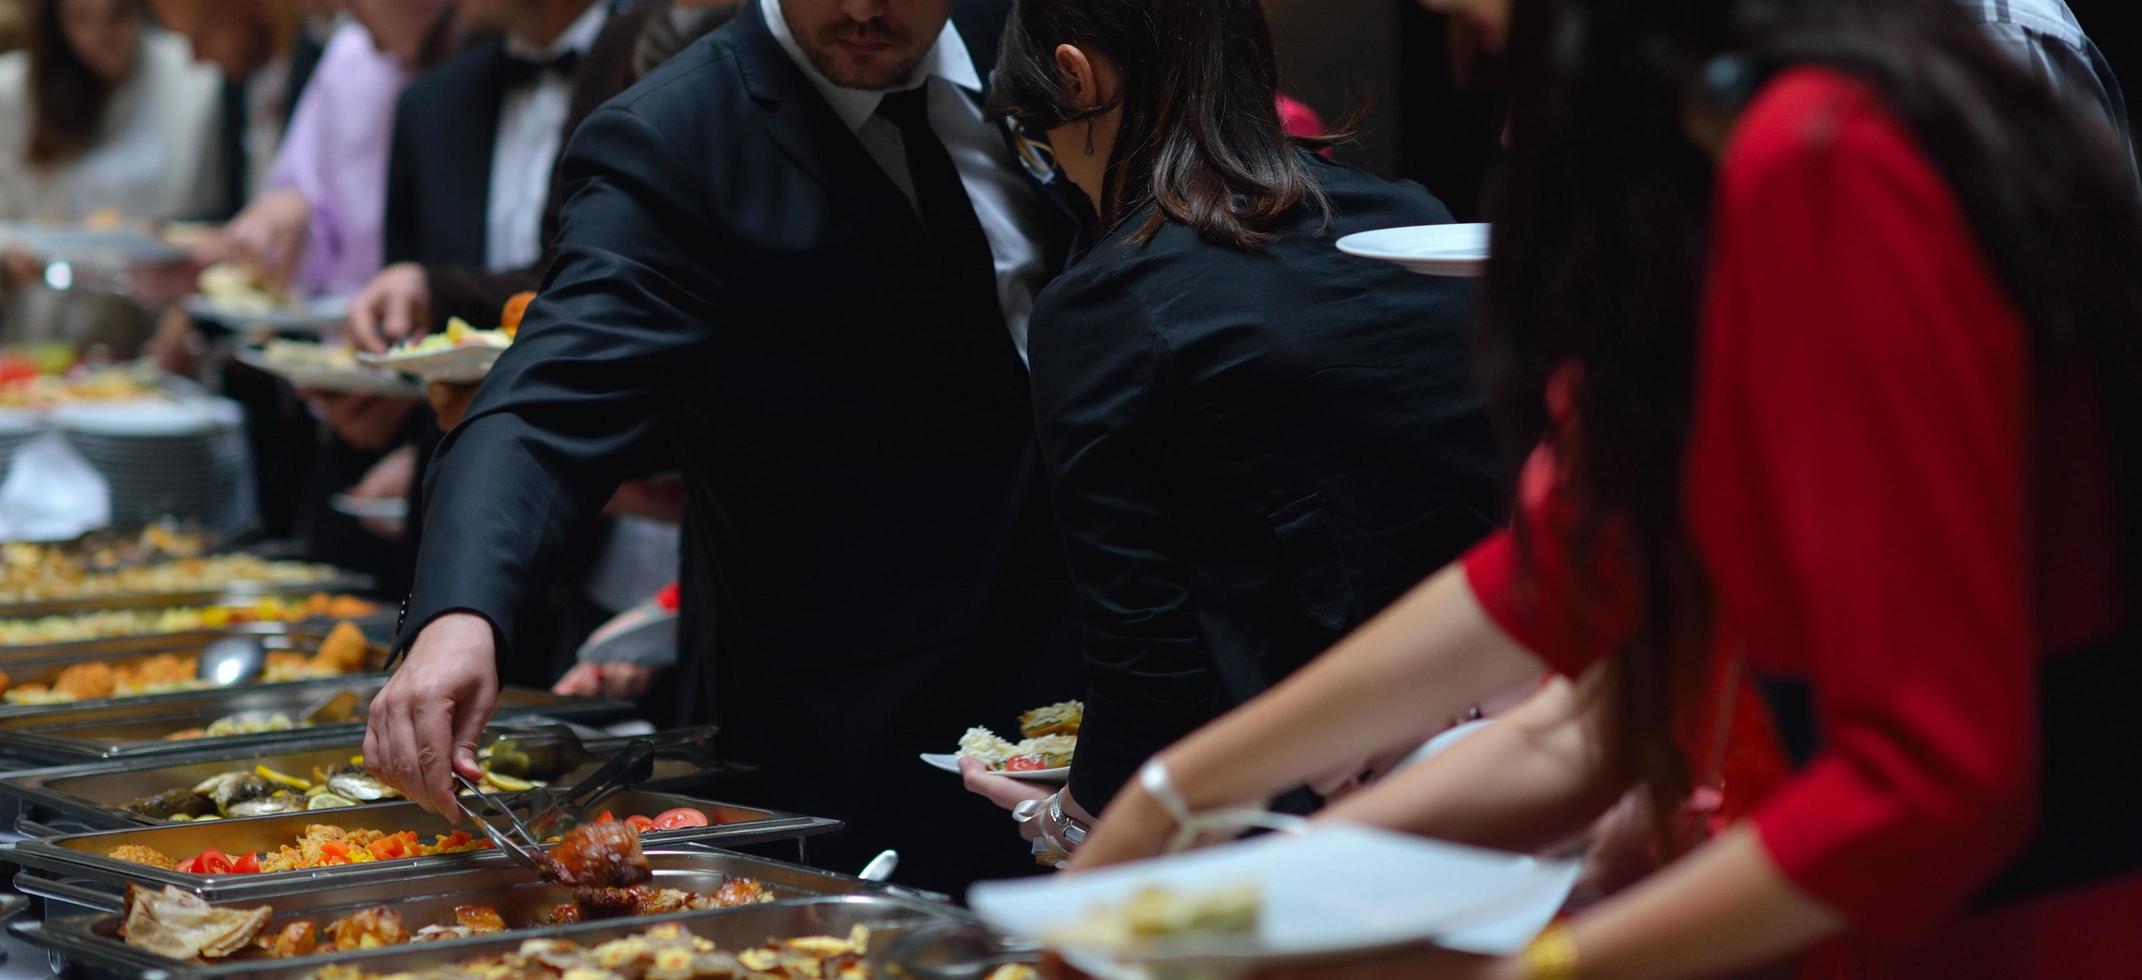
[441,39,509,268]
[950,1,1089,273]
[727,11,927,256]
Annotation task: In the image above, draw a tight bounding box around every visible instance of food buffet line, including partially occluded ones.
[0,532,1037,979]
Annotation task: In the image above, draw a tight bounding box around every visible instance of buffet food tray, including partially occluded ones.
[0,725,728,834]
[0,679,627,762]
[0,620,384,661]
[0,574,376,619]
[2,790,842,904]
[0,627,387,718]
[11,891,962,979]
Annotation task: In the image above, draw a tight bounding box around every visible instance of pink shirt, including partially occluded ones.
[264,20,410,296]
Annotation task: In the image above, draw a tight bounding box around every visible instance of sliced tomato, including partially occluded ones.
[193,850,233,875]
[625,814,655,833]
[1000,754,1049,772]
[230,852,261,874]
[649,808,709,831]
[594,811,615,824]
[175,856,201,875]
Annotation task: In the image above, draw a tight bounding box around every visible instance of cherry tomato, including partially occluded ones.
[626,814,655,833]
[594,811,615,824]
[193,850,232,875]
[649,808,709,831]
[231,852,261,874]
[1001,754,1048,772]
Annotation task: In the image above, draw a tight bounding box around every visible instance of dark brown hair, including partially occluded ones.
[986,0,1340,248]
[1483,0,2142,820]
[26,0,142,166]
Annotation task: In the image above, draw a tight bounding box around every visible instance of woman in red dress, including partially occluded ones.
[1072,0,2142,976]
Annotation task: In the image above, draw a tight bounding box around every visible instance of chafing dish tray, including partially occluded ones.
[0,627,388,714]
[0,572,376,619]
[10,891,963,979]
[0,726,730,833]
[2,790,841,904]
[0,602,398,659]
[0,679,627,762]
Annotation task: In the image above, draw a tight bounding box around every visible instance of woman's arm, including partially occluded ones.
[1318,672,1626,853]
[1075,563,1548,868]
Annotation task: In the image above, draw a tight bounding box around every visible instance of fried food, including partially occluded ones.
[307,620,369,674]
[108,844,176,870]
[0,594,375,646]
[1047,883,1261,951]
[1019,699,1084,738]
[264,921,318,958]
[309,921,873,980]
[0,553,340,604]
[325,906,409,950]
[543,820,651,888]
[119,885,271,961]
[52,660,117,699]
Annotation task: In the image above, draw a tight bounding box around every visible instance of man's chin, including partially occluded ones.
[808,47,923,91]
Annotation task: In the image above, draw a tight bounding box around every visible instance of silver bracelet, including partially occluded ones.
[1139,757,1195,828]
[1048,791,1088,848]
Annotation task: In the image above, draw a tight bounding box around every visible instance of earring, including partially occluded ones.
[1083,122,1096,157]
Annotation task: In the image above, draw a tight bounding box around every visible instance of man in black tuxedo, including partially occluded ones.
[365,0,1086,892]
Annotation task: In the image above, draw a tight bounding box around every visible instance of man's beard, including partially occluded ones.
[794,16,926,90]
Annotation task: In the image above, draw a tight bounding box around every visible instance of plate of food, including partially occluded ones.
[922,699,1080,782]
[0,215,190,265]
[356,316,513,384]
[969,823,1581,977]
[235,341,423,397]
[183,264,351,332]
[1335,222,1490,278]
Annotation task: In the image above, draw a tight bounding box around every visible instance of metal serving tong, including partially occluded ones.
[448,738,659,877]
[450,772,551,876]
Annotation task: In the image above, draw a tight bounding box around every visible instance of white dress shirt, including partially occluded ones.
[485,1,610,271]
[759,0,1054,360]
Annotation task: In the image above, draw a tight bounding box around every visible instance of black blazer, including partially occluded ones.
[400,2,1084,892]
[382,36,509,268]
[1030,154,1502,810]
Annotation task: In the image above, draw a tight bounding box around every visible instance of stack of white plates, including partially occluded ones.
[0,409,41,483]
[51,400,257,533]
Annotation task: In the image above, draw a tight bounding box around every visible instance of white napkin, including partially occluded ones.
[0,430,111,540]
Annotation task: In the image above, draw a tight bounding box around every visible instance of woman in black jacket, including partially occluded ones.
[961,0,1504,854]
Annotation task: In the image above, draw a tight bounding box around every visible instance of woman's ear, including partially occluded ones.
[1054,42,1100,111]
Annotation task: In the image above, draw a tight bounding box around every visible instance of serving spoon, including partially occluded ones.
[193,634,267,687]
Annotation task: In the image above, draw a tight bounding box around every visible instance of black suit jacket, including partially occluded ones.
[382,36,508,268]
[1029,153,1503,810]
[401,2,1084,893]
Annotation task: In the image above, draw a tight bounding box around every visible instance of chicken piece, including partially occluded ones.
[264,921,318,958]
[570,885,649,920]
[548,902,581,924]
[542,820,650,888]
[0,668,11,694]
[327,595,375,618]
[713,877,773,907]
[53,661,116,700]
[109,844,176,870]
[453,906,506,933]
[324,906,408,950]
[308,621,369,674]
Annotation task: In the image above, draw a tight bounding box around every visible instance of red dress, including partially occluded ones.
[1463,68,2142,976]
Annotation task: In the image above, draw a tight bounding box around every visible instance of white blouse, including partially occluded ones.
[0,30,223,223]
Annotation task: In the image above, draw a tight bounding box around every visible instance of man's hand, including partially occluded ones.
[345,262,432,353]
[553,662,659,700]
[426,381,480,431]
[342,444,416,538]
[365,612,500,818]
[198,188,312,289]
[308,392,417,452]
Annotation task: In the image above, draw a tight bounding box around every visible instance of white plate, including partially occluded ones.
[357,342,506,384]
[233,346,423,397]
[920,752,1069,783]
[183,294,351,333]
[969,823,1579,976]
[330,493,410,521]
[0,222,189,265]
[50,399,240,437]
[1335,223,1490,278]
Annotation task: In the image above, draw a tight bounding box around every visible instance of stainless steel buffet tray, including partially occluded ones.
[0,606,398,660]
[2,790,842,904]
[0,626,388,715]
[0,679,628,762]
[11,891,963,979]
[0,725,729,834]
[0,573,377,619]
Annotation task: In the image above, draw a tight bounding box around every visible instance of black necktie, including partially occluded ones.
[500,48,581,88]
[876,85,1005,336]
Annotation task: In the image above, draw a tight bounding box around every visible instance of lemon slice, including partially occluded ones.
[482,769,536,793]
[256,765,314,791]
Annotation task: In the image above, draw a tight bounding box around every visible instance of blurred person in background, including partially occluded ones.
[147,0,308,215]
[0,0,222,222]
[957,0,1503,858]
[0,1,29,52]
[1076,0,2142,976]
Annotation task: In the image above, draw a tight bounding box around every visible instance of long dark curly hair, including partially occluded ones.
[1480,0,2142,813]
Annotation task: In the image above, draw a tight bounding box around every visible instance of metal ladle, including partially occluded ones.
[193,634,267,687]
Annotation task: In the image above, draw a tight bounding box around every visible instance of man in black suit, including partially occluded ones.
[365,0,1086,892]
